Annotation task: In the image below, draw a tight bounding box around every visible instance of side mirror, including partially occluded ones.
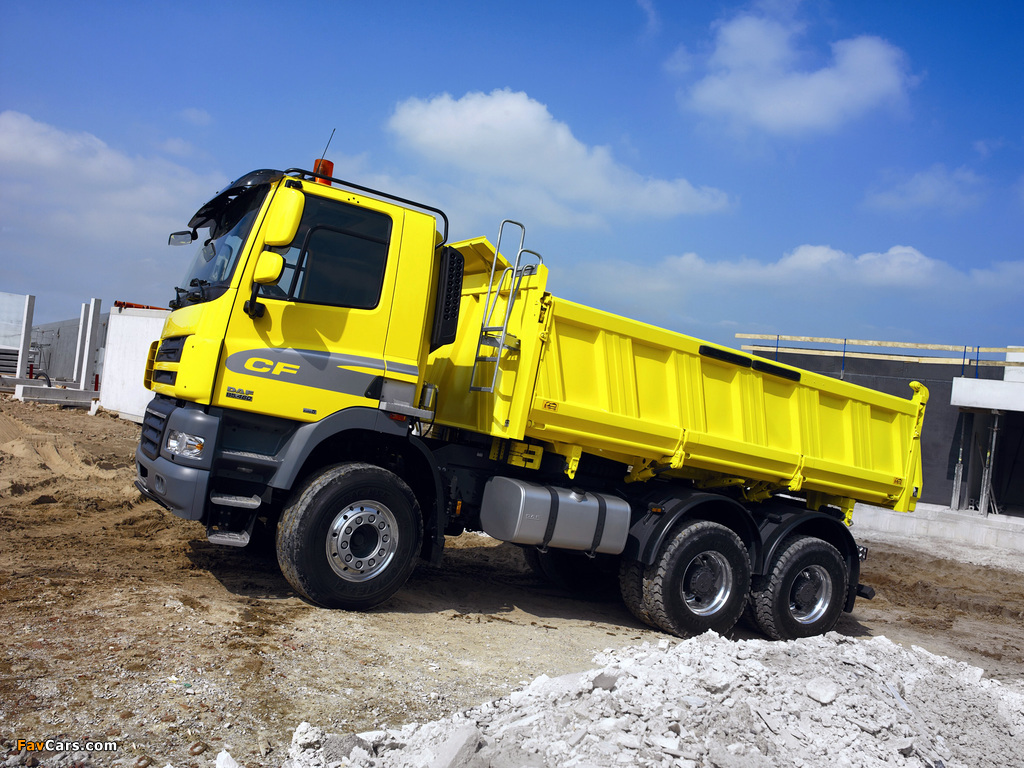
[253,250,285,285]
[245,250,286,319]
[262,186,304,246]
[169,230,197,246]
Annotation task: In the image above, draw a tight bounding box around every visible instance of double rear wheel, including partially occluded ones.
[621,520,751,637]
[749,535,848,640]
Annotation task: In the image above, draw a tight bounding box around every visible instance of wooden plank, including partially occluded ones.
[741,345,1024,367]
[735,334,1014,354]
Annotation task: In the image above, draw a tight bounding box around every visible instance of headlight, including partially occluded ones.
[166,430,205,459]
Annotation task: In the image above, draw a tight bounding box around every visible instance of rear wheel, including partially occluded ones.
[750,536,848,640]
[276,463,422,610]
[644,520,751,637]
[619,560,656,627]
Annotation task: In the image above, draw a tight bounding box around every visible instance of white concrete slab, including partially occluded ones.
[1007,346,1024,383]
[98,306,168,422]
[13,384,98,408]
[852,502,1024,555]
[950,376,1024,412]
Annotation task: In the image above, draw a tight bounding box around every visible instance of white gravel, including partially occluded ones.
[274,632,1024,768]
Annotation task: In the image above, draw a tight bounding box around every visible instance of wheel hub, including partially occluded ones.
[690,565,717,598]
[794,578,818,608]
[789,565,832,624]
[681,551,733,616]
[326,500,399,582]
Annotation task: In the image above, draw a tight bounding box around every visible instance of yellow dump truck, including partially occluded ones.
[135,165,928,640]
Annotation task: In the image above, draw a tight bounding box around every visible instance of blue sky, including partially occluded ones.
[1,0,1022,351]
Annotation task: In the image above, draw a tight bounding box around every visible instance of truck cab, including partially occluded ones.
[136,168,459,561]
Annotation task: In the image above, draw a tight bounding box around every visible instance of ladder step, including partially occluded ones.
[478,337,519,350]
[209,493,261,510]
[469,385,494,393]
[207,530,252,547]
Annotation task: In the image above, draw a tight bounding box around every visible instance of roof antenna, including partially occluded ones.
[314,128,336,185]
[319,128,336,163]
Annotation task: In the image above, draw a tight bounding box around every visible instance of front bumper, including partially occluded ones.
[135,444,210,521]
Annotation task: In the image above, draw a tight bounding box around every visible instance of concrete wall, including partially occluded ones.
[947,350,1024,514]
[766,351,1002,506]
[0,291,34,377]
[99,306,169,422]
[1006,346,1024,383]
[0,291,29,348]
[32,312,108,383]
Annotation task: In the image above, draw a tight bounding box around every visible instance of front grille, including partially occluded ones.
[156,336,187,363]
[140,398,175,460]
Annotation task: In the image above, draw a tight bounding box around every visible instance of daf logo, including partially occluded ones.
[244,357,300,376]
[226,386,254,402]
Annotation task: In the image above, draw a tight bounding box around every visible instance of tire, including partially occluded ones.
[619,560,657,628]
[750,535,848,640]
[644,520,751,637]
[276,463,423,610]
[521,545,545,580]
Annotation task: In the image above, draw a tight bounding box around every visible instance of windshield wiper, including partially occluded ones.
[186,279,211,304]
[169,280,212,309]
[170,286,189,310]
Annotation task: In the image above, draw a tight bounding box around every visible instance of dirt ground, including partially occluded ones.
[1,396,1022,767]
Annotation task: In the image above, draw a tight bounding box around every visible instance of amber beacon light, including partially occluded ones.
[313,158,334,185]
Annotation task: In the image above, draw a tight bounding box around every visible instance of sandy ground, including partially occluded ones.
[1,396,1022,767]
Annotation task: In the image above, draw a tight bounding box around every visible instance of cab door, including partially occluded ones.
[215,183,405,422]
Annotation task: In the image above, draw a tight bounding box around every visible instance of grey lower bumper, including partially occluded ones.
[135,444,210,521]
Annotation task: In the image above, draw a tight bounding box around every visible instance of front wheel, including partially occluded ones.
[750,536,848,640]
[644,520,751,637]
[276,463,423,610]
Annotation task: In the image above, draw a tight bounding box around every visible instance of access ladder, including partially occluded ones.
[468,220,543,394]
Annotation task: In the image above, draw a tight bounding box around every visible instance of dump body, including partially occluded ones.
[428,237,927,515]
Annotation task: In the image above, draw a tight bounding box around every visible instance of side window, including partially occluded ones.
[261,194,391,309]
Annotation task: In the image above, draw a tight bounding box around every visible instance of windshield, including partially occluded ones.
[171,185,268,307]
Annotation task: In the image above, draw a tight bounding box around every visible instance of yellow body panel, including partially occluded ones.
[428,238,928,513]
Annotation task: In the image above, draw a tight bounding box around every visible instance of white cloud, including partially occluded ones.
[387,89,729,229]
[637,0,660,36]
[181,107,212,127]
[686,13,912,135]
[864,165,986,213]
[158,137,195,157]
[0,111,225,317]
[566,243,1023,344]
[972,138,1005,159]
[664,44,693,75]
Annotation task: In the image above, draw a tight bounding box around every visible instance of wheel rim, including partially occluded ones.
[326,500,399,582]
[789,564,832,624]
[680,551,733,616]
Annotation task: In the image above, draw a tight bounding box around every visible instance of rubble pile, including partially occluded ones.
[282,633,1024,768]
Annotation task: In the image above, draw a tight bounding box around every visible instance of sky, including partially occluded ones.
[1,0,1022,353]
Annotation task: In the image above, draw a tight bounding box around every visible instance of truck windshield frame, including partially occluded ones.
[173,184,269,307]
